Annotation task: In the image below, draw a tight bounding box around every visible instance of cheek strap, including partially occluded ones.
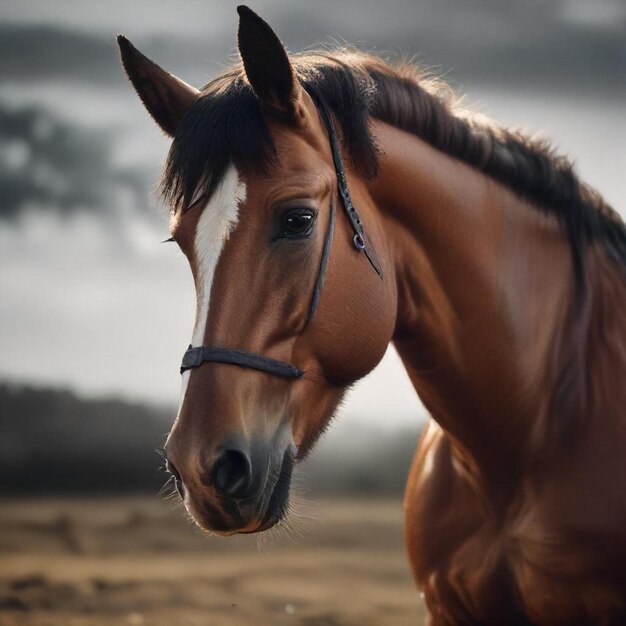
[306,200,335,324]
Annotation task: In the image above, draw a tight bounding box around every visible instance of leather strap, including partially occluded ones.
[180,346,303,378]
[315,100,384,278]
[306,199,335,324]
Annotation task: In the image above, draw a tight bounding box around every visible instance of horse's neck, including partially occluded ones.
[368,120,579,474]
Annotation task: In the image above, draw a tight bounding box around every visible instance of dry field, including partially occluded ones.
[0,496,427,626]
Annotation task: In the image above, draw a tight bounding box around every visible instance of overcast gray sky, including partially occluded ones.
[0,0,624,427]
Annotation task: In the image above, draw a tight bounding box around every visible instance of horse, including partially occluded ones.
[118,6,626,624]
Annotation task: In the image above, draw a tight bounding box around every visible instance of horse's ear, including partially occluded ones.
[237,5,308,126]
[117,35,199,137]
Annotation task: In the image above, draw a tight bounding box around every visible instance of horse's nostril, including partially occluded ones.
[212,449,252,499]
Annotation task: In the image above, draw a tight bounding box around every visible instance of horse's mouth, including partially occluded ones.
[239,449,295,534]
[187,447,295,536]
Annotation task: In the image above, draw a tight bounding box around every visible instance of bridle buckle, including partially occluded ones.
[353,233,366,250]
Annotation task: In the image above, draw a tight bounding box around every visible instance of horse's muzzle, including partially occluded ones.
[167,435,296,535]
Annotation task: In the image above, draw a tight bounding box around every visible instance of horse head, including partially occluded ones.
[119,6,396,534]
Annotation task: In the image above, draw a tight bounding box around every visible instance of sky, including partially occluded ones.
[0,0,624,428]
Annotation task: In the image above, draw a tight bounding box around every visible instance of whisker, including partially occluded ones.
[158,474,176,496]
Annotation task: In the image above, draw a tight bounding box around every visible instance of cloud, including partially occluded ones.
[0,102,151,219]
[0,11,623,93]
[0,25,218,88]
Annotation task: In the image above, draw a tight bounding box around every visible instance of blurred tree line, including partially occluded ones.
[0,383,171,494]
[0,383,421,496]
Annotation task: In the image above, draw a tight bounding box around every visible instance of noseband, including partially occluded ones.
[180,99,383,380]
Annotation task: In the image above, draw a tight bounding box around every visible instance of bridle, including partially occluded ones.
[180,98,383,380]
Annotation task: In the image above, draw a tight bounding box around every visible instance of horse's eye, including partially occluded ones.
[281,209,315,238]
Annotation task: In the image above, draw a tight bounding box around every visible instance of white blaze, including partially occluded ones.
[178,165,246,410]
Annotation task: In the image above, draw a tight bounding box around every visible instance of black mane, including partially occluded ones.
[161,49,626,278]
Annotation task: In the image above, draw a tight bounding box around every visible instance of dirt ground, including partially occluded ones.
[0,496,427,626]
